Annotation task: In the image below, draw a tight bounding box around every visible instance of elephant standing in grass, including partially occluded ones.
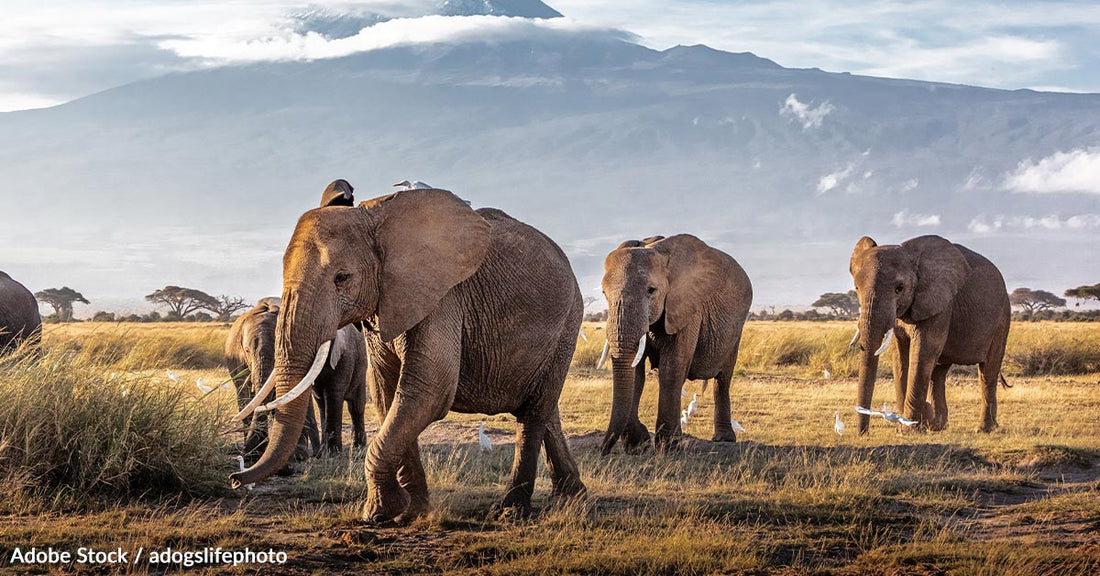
[0,270,41,355]
[849,235,1010,434]
[599,235,752,453]
[230,183,585,522]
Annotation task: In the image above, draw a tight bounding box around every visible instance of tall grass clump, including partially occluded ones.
[0,346,230,510]
[1004,322,1100,376]
[44,323,227,370]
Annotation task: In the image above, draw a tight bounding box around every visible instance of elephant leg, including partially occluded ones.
[710,368,736,443]
[654,329,697,449]
[494,410,549,518]
[623,361,652,452]
[893,332,911,413]
[322,384,345,454]
[395,441,430,522]
[929,364,950,431]
[904,329,946,429]
[977,327,1008,432]
[543,409,586,499]
[297,397,320,460]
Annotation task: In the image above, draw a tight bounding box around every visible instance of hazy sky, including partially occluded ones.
[2,0,1100,111]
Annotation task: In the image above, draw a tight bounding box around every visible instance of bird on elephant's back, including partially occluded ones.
[0,270,42,355]
[230,181,586,523]
[598,234,753,454]
[848,235,1011,435]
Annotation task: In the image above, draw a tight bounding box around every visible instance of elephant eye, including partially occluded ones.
[894,284,904,294]
[334,272,351,285]
[647,286,657,295]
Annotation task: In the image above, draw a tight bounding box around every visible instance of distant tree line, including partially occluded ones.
[35,284,251,323]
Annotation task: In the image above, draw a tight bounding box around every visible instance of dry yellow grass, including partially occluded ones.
[1,321,1097,575]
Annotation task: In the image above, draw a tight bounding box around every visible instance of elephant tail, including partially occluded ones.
[999,374,1012,389]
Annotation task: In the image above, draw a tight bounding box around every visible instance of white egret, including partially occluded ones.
[478,421,492,452]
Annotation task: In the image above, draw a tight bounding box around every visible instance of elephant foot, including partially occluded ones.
[623,421,652,454]
[975,421,998,433]
[394,493,430,524]
[489,496,532,522]
[550,475,587,501]
[653,432,684,453]
[711,426,737,443]
[363,479,410,523]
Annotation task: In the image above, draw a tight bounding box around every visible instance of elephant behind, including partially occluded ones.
[599,235,752,453]
[230,183,586,523]
[0,270,41,355]
[849,235,1010,433]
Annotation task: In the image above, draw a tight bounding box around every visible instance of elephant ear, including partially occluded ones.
[654,235,725,335]
[904,235,971,322]
[370,189,491,342]
[328,326,348,370]
[850,236,878,275]
[320,179,355,208]
[641,235,665,246]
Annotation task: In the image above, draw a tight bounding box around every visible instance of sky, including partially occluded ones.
[3,0,1100,112]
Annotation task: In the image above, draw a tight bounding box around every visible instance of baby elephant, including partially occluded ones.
[226,299,368,458]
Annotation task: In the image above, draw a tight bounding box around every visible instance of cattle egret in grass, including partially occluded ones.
[478,421,492,452]
[834,411,845,436]
[730,419,746,433]
[681,409,689,426]
[196,379,213,394]
[687,393,699,417]
[166,369,180,382]
[234,456,253,490]
[578,329,587,342]
[394,180,432,190]
[823,369,831,379]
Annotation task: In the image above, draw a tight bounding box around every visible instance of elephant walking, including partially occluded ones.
[230,183,585,522]
[0,270,41,355]
[849,235,1010,433]
[599,235,753,453]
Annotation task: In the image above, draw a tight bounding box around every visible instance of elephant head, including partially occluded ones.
[230,182,490,488]
[600,234,724,452]
[225,301,281,459]
[849,235,970,433]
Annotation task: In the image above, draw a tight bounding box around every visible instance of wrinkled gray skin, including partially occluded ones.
[230,183,585,523]
[600,235,752,453]
[0,270,41,355]
[850,235,1010,434]
[226,300,319,463]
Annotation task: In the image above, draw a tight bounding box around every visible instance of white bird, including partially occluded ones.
[166,369,180,382]
[578,329,587,342]
[394,180,432,190]
[855,405,884,417]
[823,369,831,379]
[730,419,746,433]
[880,403,919,427]
[680,409,689,426]
[834,411,845,436]
[681,387,689,398]
[687,393,699,417]
[196,378,213,394]
[478,421,492,452]
[234,456,253,491]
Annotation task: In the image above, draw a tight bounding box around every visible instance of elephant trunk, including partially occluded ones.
[601,304,646,454]
[230,290,330,488]
[856,297,894,435]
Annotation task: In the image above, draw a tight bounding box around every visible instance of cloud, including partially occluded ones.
[1002,147,1100,194]
[780,93,834,129]
[891,210,940,228]
[968,213,1100,234]
[816,163,854,195]
[898,178,919,192]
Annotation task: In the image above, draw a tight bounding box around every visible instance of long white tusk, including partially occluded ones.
[596,340,609,370]
[848,328,860,349]
[874,328,894,356]
[631,333,646,367]
[255,340,332,414]
[578,329,587,342]
[230,370,277,423]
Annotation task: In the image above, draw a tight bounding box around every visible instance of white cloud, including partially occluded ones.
[899,178,919,193]
[968,213,1100,234]
[1002,147,1100,194]
[816,163,854,195]
[892,210,940,228]
[780,93,834,129]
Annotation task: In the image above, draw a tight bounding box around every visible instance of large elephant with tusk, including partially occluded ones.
[229,181,586,522]
[0,270,41,355]
[598,235,752,453]
[849,235,1010,434]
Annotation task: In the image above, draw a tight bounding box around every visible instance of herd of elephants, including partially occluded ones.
[0,179,1012,521]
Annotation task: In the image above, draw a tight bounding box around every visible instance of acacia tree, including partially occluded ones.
[1064,283,1100,307]
[1009,287,1066,314]
[204,295,250,321]
[34,287,89,322]
[145,286,219,320]
[812,290,859,318]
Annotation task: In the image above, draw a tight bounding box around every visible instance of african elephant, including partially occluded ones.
[0,270,41,355]
[230,183,585,522]
[599,235,752,453]
[849,235,1010,434]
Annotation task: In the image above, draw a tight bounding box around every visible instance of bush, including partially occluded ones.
[0,347,230,509]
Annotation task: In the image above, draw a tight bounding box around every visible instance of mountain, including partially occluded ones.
[0,15,1098,312]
